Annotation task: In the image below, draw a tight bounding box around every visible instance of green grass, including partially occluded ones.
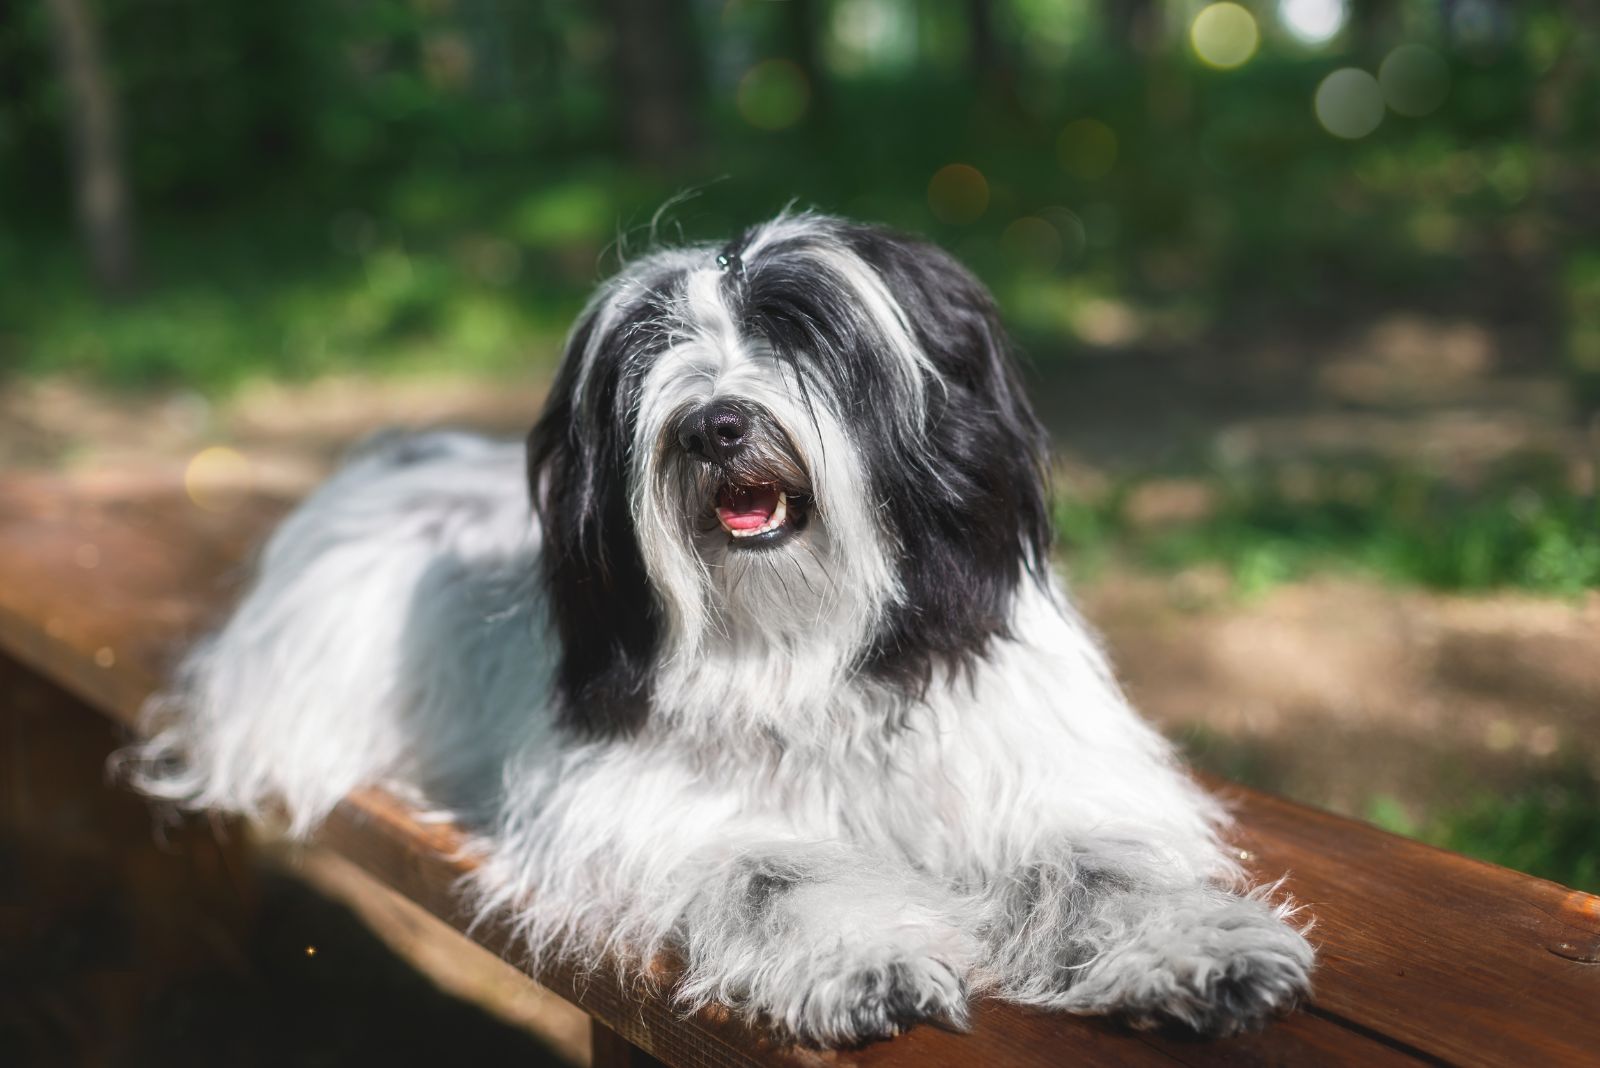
[7,43,1591,396]
[1056,460,1600,596]
[1367,764,1600,892]
[0,204,590,393]
[1178,726,1600,893]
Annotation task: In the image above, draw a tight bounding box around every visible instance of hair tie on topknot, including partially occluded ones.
[715,250,742,274]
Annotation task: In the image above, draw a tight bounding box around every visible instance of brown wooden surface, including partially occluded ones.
[1,470,1597,1067]
[593,1019,671,1068]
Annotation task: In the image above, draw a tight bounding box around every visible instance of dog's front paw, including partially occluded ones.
[1073,891,1314,1037]
[785,954,970,1047]
[1116,924,1312,1038]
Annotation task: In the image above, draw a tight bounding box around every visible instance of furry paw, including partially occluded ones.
[785,956,970,1047]
[1071,891,1314,1037]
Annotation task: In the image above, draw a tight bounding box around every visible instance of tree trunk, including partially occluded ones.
[966,0,1025,114]
[1529,2,1600,420]
[1104,0,1159,56]
[966,0,1000,80]
[605,0,701,171]
[1350,0,1400,59]
[45,0,138,298]
[780,0,827,125]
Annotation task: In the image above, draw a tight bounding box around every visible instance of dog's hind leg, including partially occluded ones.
[120,432,547,834]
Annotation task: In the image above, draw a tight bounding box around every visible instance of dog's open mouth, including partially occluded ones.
[715,482,805,547]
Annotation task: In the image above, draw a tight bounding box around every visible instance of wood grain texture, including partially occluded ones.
[593,1019,671,1068]
[2,471,1596,1067]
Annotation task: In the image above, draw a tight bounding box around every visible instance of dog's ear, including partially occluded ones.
[842,226,1053,693]
[526,308,658,737]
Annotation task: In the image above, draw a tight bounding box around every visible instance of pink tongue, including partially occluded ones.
[716,484,779,531]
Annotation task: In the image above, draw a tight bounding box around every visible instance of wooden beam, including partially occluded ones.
[591,1021,669,1068]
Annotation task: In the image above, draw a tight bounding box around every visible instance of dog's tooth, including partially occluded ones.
[725,490,787,539]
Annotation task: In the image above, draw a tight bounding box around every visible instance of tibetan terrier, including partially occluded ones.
[128,212,1313,1046]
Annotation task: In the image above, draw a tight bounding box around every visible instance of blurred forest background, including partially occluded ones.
[3,0,1599,965]
[4,1,1599,1059]
[4,0,1598,881]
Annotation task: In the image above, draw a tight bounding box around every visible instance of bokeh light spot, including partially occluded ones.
[1074,298,1139,347]
[1057,119,1118,180]
[185,446,254,513]
[1315,68,1384,139]
[927,164,990,225]
[737,59,810,131]
[421,33,474,91]
[829,0,917,74]
[1039,206,1088,262]
[1379,44,1450,117]
[1278,0,1347,45]
[1190,4,1260,70]
[1002,217,1065,270]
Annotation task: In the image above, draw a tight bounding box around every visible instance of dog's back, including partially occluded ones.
[125,431,552,832]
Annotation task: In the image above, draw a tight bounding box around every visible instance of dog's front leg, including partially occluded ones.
[981,837,1314,1036]
[670,843,976,1047]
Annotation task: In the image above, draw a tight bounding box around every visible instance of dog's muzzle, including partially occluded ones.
[675,402,810,549]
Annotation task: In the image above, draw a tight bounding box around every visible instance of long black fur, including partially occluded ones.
[529,219,1053,735]
[526,265,685,736]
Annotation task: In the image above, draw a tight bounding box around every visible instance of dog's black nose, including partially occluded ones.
[677,402,749,462]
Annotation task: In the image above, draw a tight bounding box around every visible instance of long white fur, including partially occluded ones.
[127,213,1312,1045]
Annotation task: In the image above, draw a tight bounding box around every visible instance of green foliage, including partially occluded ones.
[1055,461,1600,596]
[1567,252,1600,416]
[1051,485,1130,582]
[1367,764,1600,892]
[2,220,574,391]
[1176,727,1600,891]
[6,1,1600,394]
[1173,723,1282,794]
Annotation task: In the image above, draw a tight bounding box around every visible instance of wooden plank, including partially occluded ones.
[1214,780,1600,1066]
[0,475,282,727]
[316,783,1425,1068]
[592,1020,670,1068]
[1,471,1596,1067]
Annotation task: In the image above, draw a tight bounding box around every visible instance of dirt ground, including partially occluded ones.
[1093,570,1599,814]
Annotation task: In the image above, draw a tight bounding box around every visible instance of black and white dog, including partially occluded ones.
[129,212,1313,1046]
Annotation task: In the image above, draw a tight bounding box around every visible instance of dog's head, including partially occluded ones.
[528,213,1051,738]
